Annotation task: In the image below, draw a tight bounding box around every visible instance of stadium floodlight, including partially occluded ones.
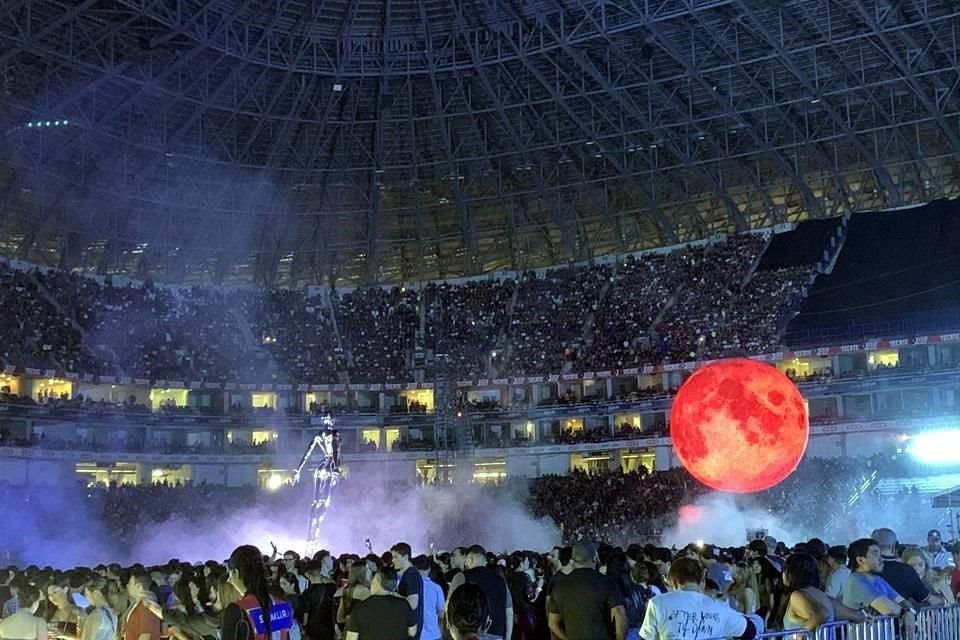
[907,430,960,465]
[266,474,284,491]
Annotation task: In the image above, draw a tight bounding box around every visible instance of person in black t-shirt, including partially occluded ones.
[392,542,424,640]
[445,548,468,586]
[548,541,626,640]
[345,567,417,640]
[299,562,337,640]
[871,528,939,606]
[543,547,573,640]
[447,545,513,640]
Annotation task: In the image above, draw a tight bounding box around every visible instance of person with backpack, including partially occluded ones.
[221,546,294,640]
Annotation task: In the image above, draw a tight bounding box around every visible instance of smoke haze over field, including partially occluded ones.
[0,478,560,568]
[0,467,945,568]
[660,493,803,549]
[131,481,561,565]
[657,490,941,550]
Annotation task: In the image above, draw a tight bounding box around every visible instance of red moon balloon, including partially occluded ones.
[670,359,809,493]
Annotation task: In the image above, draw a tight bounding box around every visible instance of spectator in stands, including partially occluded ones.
[548,540,626,640]
[925,529,956,570]
[640,558,761,640]
[344,567,417,640]
[0,230,821,386]
[871,528,936,606]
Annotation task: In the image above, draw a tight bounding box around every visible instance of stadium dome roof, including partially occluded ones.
[1,0,959,285]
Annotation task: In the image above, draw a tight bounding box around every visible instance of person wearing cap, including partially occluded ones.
[640,558,763,640]
[702,547,733,595]
[924,530,956,570]
[547,540,627,640]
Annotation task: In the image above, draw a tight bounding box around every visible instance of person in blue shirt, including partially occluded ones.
[839,538,909,616]
[413,556,444,640]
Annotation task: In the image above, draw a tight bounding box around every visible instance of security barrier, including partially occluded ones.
[814,617,896,640]
[701,605,960,640]
[914,604,960,640]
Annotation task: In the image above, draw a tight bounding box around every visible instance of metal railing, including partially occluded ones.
[700,608,960,640]
[914,604,960,640]
[814,617,896,640]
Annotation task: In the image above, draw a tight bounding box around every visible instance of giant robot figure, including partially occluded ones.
[292,416,342,553]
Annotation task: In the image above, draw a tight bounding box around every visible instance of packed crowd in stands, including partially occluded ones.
[0,232,821,386]
[579,253,684,371]
[0,267,95,373]
[424,280,515,378]
[653,237,813,363]
[0,456,958,640]
[240,290,341,384]
[334,287,419,383]
[506,266,610,375]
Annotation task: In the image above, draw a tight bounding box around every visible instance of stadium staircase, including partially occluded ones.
[580,272,614,352]
[497,282,522,372]
[739,231,774,287]
[824,469,878,533]
[817,213,850,275]
[320,288,345,355]
[228,306,280,377]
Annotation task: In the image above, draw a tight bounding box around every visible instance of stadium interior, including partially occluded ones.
[1,0,960,638]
